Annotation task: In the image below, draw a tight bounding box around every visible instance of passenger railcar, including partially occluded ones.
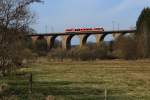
[65,28,104,33]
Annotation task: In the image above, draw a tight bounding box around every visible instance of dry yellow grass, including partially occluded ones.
[2,58,150,100]
[19,58,150,99]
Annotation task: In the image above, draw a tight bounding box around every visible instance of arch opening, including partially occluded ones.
[70,35,80,48]
[104,34,114,42]
[124,33,133,37]
[53,36,62,49]
[86,35,96,46]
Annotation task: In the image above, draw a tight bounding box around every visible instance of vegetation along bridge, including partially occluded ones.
[29,29,136,50]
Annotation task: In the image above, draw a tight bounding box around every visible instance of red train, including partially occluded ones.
[65,27,104,32]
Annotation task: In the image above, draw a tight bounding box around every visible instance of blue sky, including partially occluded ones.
[31,0,149,32]
[31,0,149,43]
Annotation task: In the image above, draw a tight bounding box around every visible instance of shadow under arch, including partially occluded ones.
[99,34,109,42]
[65,34,76,50]
[49,35,59,49]
[37,36,46,40]
[81,34,91,46]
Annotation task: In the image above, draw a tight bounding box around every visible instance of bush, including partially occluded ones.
[113,36,137,60]
[34,39,48,56]
[78,46,93,61]
[49,48,67,61]
[48,43,113,61]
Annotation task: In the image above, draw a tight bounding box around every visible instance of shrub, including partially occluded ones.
[49,48,67,61]
[113,36,137,60]
[48,43,113,61]
[34,39,48,56]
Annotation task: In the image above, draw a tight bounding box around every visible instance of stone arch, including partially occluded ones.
[95,34,103,45]
[66,35,75,49]
[79,34,91,47]
[31,36,39,44]
[99,34,108,42]
[86,34,96,44]
[49,35,58,49]
[113,32,127,40]
[103,34,114,42]
[70,35,80,47]
[43,36,51,49]
[37,36,46,41]
[54,36,62,48]
[62,35,75,50]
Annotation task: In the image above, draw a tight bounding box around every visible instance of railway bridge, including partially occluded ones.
[29,29,136,50]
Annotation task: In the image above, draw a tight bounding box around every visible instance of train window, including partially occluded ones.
[75,29,79,31]
[65,28,104,32]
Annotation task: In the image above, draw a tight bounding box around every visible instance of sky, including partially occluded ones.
[30,0,149,43]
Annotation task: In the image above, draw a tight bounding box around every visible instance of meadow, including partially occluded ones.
[1,58,150,100]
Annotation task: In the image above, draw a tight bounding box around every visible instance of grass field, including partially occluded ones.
[1,58,150,100]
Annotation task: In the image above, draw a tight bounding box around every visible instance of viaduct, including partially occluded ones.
[29,29,136,50]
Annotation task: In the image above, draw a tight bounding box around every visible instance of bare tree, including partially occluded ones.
[0,0,42,76]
